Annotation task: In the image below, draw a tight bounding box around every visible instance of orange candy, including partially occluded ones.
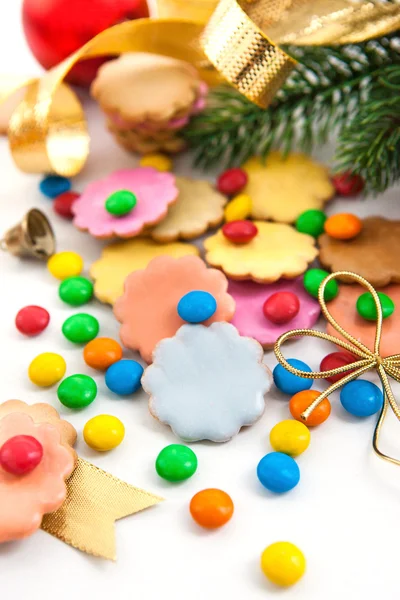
[324,213,362,240]
[83,337,123,370]
[190,488,234,529]
[289,390,331,426]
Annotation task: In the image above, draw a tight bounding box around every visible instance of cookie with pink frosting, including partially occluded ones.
[228,277,321,348]
[72,167,178,239]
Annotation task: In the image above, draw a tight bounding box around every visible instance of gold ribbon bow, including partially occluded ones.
[274,271,400,466]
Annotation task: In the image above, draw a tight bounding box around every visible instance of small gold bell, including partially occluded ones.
[0,208,55,260]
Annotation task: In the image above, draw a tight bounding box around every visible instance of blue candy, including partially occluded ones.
[39,175,71,199]
[273,358,313,395]
[177,290,217,323]
[105,359,144,396]
[257,452,300,493]
[340,379,383,417]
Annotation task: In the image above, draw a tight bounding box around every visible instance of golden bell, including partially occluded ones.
[0,208,55,260]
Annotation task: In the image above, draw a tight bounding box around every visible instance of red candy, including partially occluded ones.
[15,305,50,336]
[222,220,258,244]
[53,191,80,219]
[320,351,356,383]
[0,435,43,475]
[263,292,300,324]
[217,168,248,196]
[331,172,364,196]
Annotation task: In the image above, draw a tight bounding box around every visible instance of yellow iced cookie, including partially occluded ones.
[204,222,318,283]
[243,152,334,223]
[150,177,226,242]
[90,238,199,304]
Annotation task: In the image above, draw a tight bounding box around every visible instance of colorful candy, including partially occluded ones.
[57,374,97,408]
[53,191,80,219]
[190,488,234,529]
[340,380,383,417]
[105,359,144,396]
[356,291,395,321]
[224,193,252,222]
[47,251,83,280]
[261,542,306,587]
[257,452,300,493]
[39,175,71,198]
[28,352,66,387]
[62,313,99,343]
[177,291,217,323]
[324,213,363,240]
[155,444,198,482]
[331,171,364,196]
[83,414,125,451]
[217,168,248,196]
[83,337,123,371]
[105,190,137,216]
[15,305,50,336]
[295,209,326,237]
[273,359,313,395]
[0,435,43,475]
[303,268,338,301]
[59,276,94,306]
[263,292,300,324]
[320,351,356,383]
[269,420,310,457]
[139,153,172,171]
[289,390,331,426]
[222,220,258,244]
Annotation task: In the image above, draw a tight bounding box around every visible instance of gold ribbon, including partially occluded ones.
[41,457,163,560]
[274,271,400,466]
[1,0,400,176]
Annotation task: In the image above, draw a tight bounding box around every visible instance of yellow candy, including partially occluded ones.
[269,419,310,457]
[83,414,125,451]
[28,352,66,387]
[224,193,252,222]
[139,153,173,172]
[261,542,306,587]
[47,251,83,280]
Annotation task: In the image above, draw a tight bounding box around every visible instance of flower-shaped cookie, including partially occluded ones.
[229,277,320,348]
[319,217,400,287]
[91,238,199,304]
[142,322,272,442]
[0,410,75,543]
[150,177,227,242]
[72,168,178,239]
[114,255,235,363]
[204,222,318,282]
[242,152,334,223]
[326,283,400,358]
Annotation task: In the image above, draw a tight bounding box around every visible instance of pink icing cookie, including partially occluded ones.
[114,255,236,363]
[228,277,321,348]
[326,283,400,358]
[72,167,178,239]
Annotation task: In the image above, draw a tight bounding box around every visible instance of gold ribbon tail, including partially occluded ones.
[41,457,163,560]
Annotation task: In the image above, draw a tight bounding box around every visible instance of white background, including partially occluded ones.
[1,2,400,599]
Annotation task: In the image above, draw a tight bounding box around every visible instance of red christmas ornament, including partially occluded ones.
[0,435,43,475]
[320,351,356,383]
[22,0,150,87]
[217,168,248,196]
[263,292,300,324]
[222,220,258,244]
[331,172,364,196]
[53,191,80,220]
[15,305,50,336]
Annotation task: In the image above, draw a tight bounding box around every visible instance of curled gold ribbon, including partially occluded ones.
[274,271,400,466]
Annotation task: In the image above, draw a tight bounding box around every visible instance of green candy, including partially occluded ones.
[303,268,339,301]
[295,209,327,237]
[356,291,395,321]
[58,374,97,409]
[59,276,94,306]
[62,313,99,343]
[105,190,137,216]
[155,444,198,482]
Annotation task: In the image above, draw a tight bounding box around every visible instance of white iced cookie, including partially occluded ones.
[142,322,272,442]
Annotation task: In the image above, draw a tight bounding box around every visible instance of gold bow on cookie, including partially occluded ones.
[274,271,400,466]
